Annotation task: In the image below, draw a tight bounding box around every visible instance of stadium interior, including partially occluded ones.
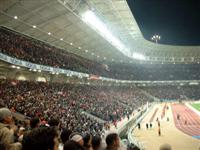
[0,0,200,150]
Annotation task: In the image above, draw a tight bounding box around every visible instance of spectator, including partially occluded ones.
[70,134,84,147]
[105,133,120,150]
[159,144,172,150]
[83,134,93,150]
[64,140,84,150]
[30,117,40,129]
[17,127,25,142]
[60,128,72,144]
[92,135,101,150]
[0,141,6,150]
[22,127,59,150]
[59,129,72,150]
[48,118,60,129]
[0,108,21,150]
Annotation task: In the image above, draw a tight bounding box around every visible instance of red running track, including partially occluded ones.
[149,108,158,122]
[171,104,200,137]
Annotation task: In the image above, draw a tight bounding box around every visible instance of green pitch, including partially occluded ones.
[191,103,200,111]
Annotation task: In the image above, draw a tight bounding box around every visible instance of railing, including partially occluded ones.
[0,52,89,78]
[1,51,199,85]
[127,103,155,150]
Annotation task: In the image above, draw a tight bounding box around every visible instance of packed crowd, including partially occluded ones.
[108,63,200,80]
[143,86,200,100]
[0,79,150,150]
[0,107,142,150]
[0,27,110,76]
[2,27,200,81]
[0,80,151,135]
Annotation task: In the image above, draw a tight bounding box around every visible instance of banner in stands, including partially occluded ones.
[1,52,199,85]
[0,52,89,78]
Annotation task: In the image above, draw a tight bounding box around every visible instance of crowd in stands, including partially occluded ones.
[143,86,200,100]
[2,27,200,81]
[0,79,149,150]
[0,27,110,76]
[0,80,150,135]
[108,63,200,81]
[1,107,143,150]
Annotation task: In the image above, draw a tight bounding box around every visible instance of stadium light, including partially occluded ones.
[82,11,131,56]
[132,53,146,60]
[11,65,16,68]
[151,34,161,44]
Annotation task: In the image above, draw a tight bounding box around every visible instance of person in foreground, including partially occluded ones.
[105,133,120,150]
[0,107,21,150]
[22,127,59,150]
[159,143,172,150]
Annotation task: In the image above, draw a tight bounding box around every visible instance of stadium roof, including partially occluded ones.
[0,0,200,64]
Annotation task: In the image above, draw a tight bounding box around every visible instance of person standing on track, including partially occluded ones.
[177,114,180,120]
[158,127,161,136]
[137,123,141,130]
[146,123,149,130]
[158,120,160,127]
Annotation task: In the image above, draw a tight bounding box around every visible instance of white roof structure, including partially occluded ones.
[0,0,200,64]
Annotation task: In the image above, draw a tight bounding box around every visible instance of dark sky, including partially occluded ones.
[127,0,200,45]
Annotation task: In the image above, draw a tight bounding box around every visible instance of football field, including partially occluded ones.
[191,103,200,112]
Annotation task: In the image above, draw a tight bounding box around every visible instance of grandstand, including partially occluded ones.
[0,0,200,150]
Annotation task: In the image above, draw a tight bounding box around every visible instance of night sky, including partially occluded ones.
[127,0,200,46]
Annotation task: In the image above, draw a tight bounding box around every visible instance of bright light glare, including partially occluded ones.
[82,11,130,56]
[132,53,146,60]
[11,65,16,68]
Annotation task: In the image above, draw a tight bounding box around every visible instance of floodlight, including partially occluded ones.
[132,53,146,60]
[82,11,130,55]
